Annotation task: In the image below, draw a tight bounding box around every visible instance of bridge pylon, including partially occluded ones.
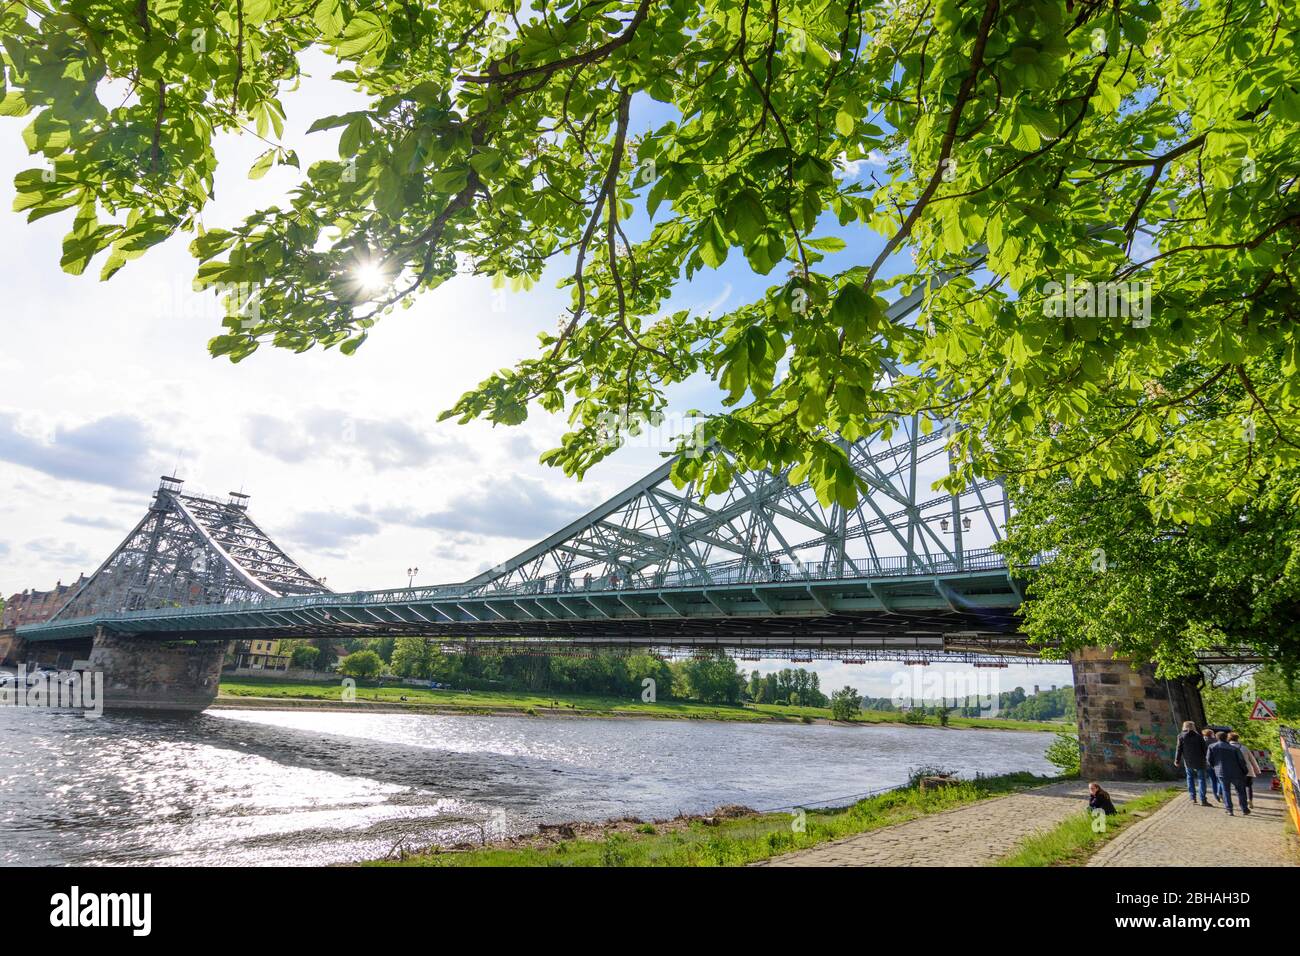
[48,476,330,623]
[35,478,329,711]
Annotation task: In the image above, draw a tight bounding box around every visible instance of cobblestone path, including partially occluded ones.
[756,780,1162,867]
[1088,775,1298,867]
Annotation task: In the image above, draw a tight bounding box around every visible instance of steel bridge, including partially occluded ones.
[17,417,1041,660]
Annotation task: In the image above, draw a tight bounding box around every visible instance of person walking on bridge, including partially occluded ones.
[1206,732,1251,816]
[1174,720,1211,806]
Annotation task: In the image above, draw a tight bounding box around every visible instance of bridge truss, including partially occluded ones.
[48,478,330,622]
[463,423,1008,599]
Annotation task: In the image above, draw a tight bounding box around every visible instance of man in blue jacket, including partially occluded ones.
[1206,731,1251,816]
[1173,720,1210,806]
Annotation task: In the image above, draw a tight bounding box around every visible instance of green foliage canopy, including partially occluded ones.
[999,464,1300,675]
[2,0,1299,515]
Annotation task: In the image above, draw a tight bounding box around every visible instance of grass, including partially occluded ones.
[217,677,1063,732]
[995,787,1180,867]
[368,771,1059,867]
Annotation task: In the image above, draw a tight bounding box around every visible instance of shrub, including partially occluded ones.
[338,649,383,679]
[601,834,631,867]
[289,645,320,669]
[1045,729,1082,777]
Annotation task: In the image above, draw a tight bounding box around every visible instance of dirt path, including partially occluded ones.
[754,780,1164,867]
[1087,775,1298,867]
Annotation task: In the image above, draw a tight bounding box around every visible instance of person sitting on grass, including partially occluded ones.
[1206,732,1251,816]
[1088,782,1117,816]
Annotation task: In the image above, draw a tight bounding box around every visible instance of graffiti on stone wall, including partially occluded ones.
[1125,731,1173,759]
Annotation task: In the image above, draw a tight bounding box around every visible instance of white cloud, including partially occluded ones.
[369,477,589,540]
[0,411,168,491]
[24,538,93,568]
[279,511,382,558]
[244,408,468,470]
[62,514,122,530]
[835,149,891,178]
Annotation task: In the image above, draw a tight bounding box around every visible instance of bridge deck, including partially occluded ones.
[19,561,1026,649]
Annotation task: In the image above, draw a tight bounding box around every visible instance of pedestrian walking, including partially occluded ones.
[1201,728,1221,802]
[1173,720,1211,806]
[1227,732,1261,808]
[1206,732,1251,816]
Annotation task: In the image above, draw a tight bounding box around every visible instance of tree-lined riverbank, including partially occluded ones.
[218,678,1067,732]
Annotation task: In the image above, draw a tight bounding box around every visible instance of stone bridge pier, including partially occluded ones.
[1071,647,1206,780]
[90,629,228,711]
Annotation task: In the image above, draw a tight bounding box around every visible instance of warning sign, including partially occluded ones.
[1249,699,1278,720]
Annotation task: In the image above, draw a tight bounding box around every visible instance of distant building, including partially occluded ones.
[2,575,88,630]
[228,639,291,671]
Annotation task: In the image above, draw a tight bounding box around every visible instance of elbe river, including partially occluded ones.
[0,706,1053,865]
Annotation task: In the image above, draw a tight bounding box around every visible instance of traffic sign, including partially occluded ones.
[1249,698,1278,720]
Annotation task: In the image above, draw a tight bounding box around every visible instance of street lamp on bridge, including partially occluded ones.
[407,566,419,588]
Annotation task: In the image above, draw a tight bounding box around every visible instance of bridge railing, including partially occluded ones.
[472,546,1012,597]
[22,546,1021,633]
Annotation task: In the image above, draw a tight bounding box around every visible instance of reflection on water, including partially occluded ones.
[0,707,1052,866]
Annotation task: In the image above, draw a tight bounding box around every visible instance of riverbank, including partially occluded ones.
[365,770,1062,866]
[217,678,1066,732]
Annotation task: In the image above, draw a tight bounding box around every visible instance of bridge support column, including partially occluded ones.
[89,630,229,712]
[0,630,26,667]
[1071,647,1205,780]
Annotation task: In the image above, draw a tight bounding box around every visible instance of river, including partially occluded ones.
[0,706,1054,866]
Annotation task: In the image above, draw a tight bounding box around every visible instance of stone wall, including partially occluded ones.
[1072,646,1206,779]
[0,631,24,666]
[89,632,229,711]
[222,665,339,682]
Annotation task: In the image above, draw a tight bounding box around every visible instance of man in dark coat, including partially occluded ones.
[1173,720,1211,805]
[1202,728,1222,801]
[1206,732,1251,816]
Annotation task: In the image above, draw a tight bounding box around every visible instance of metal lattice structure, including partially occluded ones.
[464,422,1009,598]
[49,478,330,621]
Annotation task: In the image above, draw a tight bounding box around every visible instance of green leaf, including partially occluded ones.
[0,91,27,116]
[722,189,766,244]
[248,148,276,180]
[337,12,389,60]
[830,282,873,340]
[430,167,469,193]
[698,215,728,268]
[338,115,369,158]
[314,0,345,35]
[805,236,846,253]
